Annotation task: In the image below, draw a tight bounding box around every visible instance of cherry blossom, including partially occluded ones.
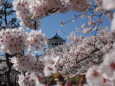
[47,29,115,75]
[102,0,115,30]
[86,48,115,86]
[27,30,47,52]
[111,13,115,30]
[11,54,44,75]
[12,0,91,29]
[13,0,40,29]
[0,28,27,54]
[94,0,102,5]
[43,55,59,76]
[100,49,115,80]
[61,0,91,12]
[102,0,115,10]
[18,72,45,86]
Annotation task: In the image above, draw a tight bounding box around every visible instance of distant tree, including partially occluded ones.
[0,0,19,29]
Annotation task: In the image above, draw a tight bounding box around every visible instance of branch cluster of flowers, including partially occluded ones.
[13,0,91,29]
[0,28,47,54]
[85,1,115,86]
[0,27,47,86]
[18,72,45,86]
[97,0,115,30]
[0,28,27,54]
[27,30,47,52]
[11,54,44,75]
[60,0,113,29]
[44,29,115,76]
[86,48,115,86]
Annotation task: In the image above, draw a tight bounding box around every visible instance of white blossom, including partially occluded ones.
[27,30,47,52]
[13,0,91,29]
[0,28,27,54]
[11,54,44,74]
[44,55,59,76]
[86,49,115,86]
[111,13,115,30]
[102,0,115,10]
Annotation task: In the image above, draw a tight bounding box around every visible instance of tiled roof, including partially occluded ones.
[48,33,65,41]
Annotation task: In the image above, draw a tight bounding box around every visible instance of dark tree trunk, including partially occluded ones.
[5,53,13,86]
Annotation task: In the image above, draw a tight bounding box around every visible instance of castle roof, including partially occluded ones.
[48,33,65,42]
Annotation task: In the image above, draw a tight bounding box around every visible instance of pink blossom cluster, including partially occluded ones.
[111,13,115,30]
[0,27,47,54]
[13,0,40,29]
[41,29,115,85]
[27,30,47,52]
[0,28,27,54]
[11,54,44,75]
[94,0,102,5]
[59,0,113,28]
[61,0,91,12]
[86,49,115,86]
[44,29,115,75]
[13,0,91,29]
[43,55,59,76]
[18,72,45,86]
[102,0,115,30]
[11,55,62,86]
[91,0,113,19]
[102,0,115,10]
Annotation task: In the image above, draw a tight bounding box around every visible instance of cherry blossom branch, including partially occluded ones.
[76,48,100,63]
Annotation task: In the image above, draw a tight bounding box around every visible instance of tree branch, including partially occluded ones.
[76,48,100,63]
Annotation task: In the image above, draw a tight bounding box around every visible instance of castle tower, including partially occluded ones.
[48,33,66,48]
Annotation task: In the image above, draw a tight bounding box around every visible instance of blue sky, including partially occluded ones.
[40,11,78,39]
[39,11,111,40]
